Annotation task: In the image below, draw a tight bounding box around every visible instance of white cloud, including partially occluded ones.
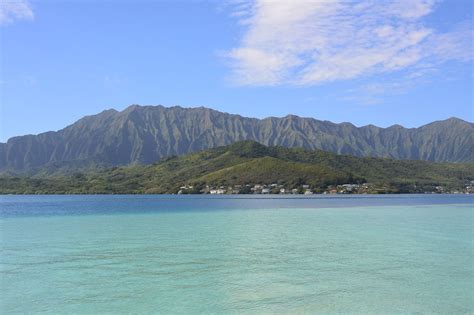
[225,0,473,86]
[0,0,34,25]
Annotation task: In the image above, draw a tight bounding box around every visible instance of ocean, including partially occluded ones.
[1,195,473,314]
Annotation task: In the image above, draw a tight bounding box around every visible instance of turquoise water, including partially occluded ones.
[1,195,473,314]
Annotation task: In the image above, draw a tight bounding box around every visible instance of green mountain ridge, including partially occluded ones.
[1,105,473,174]
[1,141,472,194]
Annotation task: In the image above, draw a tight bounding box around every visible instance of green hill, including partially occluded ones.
[1,141,473,194]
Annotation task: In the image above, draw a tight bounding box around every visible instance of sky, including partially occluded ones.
[0,0,473,142]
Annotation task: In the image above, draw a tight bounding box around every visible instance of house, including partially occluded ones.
[261,188,270,194]
[304,189,313,195]
[280,188,286,194]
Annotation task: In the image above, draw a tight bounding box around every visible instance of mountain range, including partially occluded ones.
[1,105,473,174]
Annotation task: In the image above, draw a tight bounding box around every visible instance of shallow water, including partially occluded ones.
[1,195,473,314]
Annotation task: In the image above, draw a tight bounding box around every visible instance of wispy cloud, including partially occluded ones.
[21,74,38,86]
[343,80,418,106]
[0,0,34,25]
[103,74,127,89]
[224,0,473,86]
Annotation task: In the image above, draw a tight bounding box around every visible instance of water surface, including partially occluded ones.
[1,195,473,313]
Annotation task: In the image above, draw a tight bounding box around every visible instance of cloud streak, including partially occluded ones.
[0,0,34,25]
[225,0,473,86]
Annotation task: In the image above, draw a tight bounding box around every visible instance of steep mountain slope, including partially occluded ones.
[1,105,473,173]
[1,141,472,194]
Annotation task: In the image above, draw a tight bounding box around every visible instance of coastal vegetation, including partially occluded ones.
[1,141,472,194]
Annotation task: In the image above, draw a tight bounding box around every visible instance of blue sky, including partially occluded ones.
[0,0,472,142]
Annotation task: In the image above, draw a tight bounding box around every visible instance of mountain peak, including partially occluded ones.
[444,117,468,123]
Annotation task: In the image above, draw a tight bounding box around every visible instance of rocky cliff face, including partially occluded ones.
[1,105,473,173]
